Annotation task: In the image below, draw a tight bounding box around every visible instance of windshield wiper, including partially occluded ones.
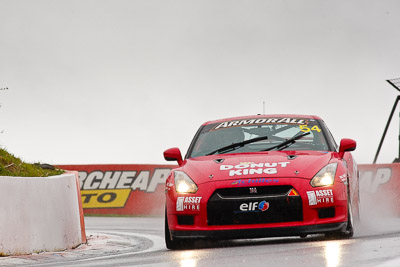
[261,131,311,152]
[206,135,269,156]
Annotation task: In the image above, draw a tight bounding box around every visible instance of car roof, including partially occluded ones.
[202,114,323,126]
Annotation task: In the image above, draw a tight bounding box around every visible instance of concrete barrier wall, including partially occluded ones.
[0,173,84,256]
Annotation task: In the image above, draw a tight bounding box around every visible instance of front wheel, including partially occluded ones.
[341,200,354,237]
[165,211,185,250]
[325,199,354,239]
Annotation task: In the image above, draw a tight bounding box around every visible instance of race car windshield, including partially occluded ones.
[206,135,270,156]
[187,117,330,158]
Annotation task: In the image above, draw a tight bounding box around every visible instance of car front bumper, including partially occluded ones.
[170,222,347,240]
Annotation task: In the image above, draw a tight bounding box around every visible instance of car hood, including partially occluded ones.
[180,151,333,184]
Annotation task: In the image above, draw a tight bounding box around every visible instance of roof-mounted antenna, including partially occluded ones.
[263,101,266,115]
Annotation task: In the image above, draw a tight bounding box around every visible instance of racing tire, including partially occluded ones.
[165,211,185,250]
[325,196,354,239]
[341,200,354,238]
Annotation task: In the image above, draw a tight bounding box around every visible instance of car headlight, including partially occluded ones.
[175,171,198,193]
[310,163,338,187]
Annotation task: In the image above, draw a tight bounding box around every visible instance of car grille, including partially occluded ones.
[207,185,303,226]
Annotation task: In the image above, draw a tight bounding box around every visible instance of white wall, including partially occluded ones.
[0,173,83,255]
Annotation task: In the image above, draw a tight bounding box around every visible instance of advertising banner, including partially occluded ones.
[59,163,400,217]
[359,163,400,216]
[58,164,175,216]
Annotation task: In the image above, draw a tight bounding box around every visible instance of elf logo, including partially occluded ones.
[239,200,269,212]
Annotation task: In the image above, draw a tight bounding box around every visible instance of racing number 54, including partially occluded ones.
[300,125,321,133]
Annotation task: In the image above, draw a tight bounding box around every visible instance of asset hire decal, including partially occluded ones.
[176,197,202,211]
[306,189,334,206]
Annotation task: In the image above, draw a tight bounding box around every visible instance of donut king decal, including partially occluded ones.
[306,189,334,206]
[214,117,309,130]
[220,162,290,177]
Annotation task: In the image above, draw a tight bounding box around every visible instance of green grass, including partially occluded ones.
[0,148,64,177]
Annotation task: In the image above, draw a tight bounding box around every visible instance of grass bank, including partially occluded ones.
[0,148,64,177]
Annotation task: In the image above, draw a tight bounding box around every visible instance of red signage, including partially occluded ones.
[359,163,400,216]
[58,164,175,216]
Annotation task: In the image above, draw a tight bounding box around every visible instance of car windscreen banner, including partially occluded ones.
[57,164,176,216]
[359,163,400,216]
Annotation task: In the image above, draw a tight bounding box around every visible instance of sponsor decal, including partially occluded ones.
[231,178,279,186]
[176,196,202,211]
[288,188,299,196]
[81,189,131,208]
[214,118,309,130]
[165,182,174,192]
[339,174,347,184]
[307,189,334,206]
[221,162,290,177]
[259,200,270,211]
[238,200,269,212]
[307,191,317,205]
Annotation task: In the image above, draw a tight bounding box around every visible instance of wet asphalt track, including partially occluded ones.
[2,212,400,267]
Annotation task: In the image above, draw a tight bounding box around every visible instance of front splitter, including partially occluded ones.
[171,222,347,240]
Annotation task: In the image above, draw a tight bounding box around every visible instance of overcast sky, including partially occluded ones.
[1,0,400,165]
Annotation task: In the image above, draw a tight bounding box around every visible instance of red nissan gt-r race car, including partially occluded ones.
[164,114,359,249]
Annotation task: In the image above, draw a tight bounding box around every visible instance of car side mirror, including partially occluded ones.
[338,138,356,158]
[164,147,184,166]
